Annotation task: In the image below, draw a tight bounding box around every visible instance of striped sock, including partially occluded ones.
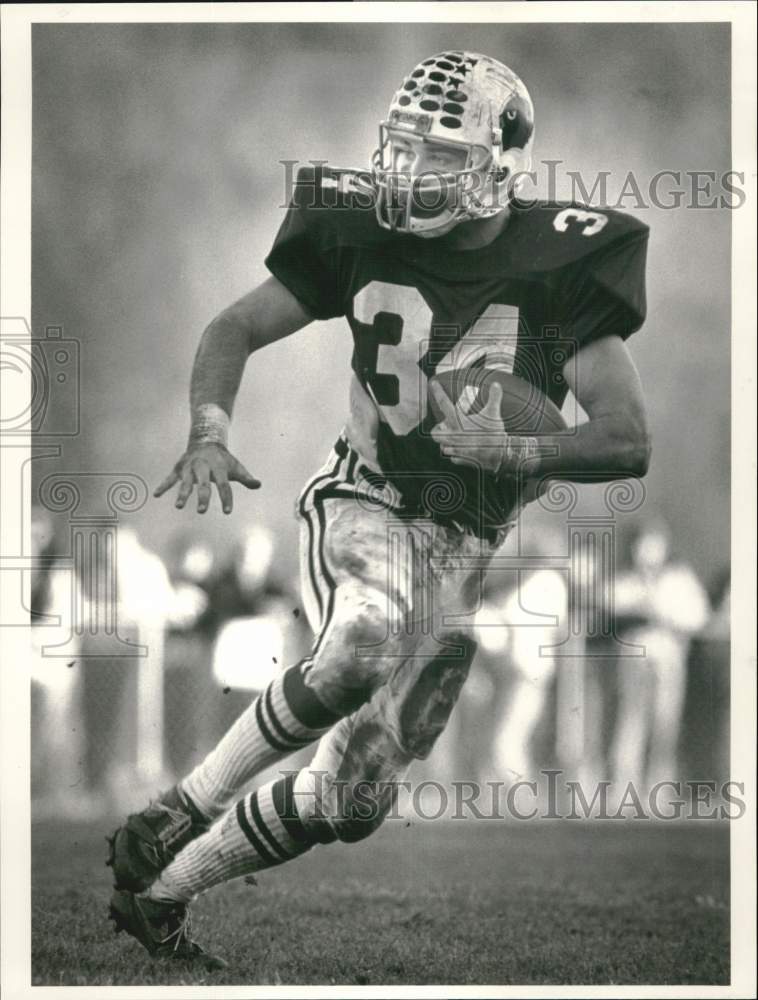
[180,661,340,819]
[148,773,335,903]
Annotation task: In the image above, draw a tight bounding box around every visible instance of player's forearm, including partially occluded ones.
[188,312,252,443]
[519,411,651,483]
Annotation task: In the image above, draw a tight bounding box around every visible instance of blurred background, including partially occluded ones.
[28,21,731,816]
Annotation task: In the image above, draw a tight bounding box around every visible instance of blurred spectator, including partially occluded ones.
[609,517,709,795]
[75,527,178,813]
[479,525,569,783]
[208,525,289,623]
[163,524,308,780]
[683,567,730,784]
[30,506,92,817]
[116,528,176,795]
[162,534,220,779]
[211,526,293,685]
[166,546,212,632]
[573,531,617,790]
[164,535,217,635]
[116,526,175,629]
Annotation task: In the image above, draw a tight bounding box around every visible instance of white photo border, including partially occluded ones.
[1,3,755,998]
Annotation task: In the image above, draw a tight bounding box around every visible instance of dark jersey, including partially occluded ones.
[266,165,648,535]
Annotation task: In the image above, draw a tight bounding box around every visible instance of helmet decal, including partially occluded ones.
[373,50,535,236]
[499,93,534,151]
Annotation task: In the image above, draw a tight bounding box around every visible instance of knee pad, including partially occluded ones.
[306,584,401,714]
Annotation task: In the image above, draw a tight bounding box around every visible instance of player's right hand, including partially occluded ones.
[153,443,260,515]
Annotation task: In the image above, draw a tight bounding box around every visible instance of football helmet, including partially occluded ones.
[372,51,534,237]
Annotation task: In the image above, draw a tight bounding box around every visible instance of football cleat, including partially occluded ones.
[372,50,535,236]
[106,786,210,893]
[109,889,226,970]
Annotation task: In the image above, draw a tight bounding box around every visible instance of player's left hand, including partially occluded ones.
[430,381,538,477]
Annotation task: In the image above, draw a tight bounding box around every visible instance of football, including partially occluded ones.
[429,366,568,435]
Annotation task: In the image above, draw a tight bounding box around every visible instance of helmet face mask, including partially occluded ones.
[371,51,534,238]
[373,122,493,236]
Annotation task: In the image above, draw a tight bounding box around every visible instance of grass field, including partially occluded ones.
[31,817,729,987]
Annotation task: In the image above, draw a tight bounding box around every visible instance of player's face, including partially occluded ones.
[388,136,469,223]
[390,137,468,176]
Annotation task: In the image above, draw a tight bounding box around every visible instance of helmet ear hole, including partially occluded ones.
[495,166,509,184]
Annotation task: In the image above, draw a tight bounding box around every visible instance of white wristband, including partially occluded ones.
[189,403,230,448]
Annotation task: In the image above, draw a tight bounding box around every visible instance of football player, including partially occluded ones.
[107,51,650,968]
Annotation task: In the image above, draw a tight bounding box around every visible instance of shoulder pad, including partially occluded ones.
[509,200,649,272]
[290,164,385,249]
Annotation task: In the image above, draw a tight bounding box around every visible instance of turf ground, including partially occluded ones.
[31,817,729,987]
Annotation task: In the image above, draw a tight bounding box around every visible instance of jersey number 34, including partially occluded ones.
[353,281,520,436]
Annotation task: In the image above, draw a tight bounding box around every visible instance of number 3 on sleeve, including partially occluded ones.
[553,208,608,237]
